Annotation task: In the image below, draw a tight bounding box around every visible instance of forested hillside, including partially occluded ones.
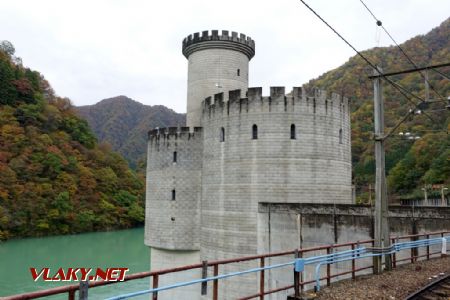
[305,18,449,202]
[0,42,145,240]
[76,97,185,169]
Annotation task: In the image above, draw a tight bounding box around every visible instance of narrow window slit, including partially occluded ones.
[290,124,296,139]
[220,127,225,142]
[252,124,258,140]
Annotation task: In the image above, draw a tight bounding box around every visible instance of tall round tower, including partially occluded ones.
[182,30,255,127]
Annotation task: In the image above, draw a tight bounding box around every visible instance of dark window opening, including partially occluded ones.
[171,217,175,221]
[173,151,177,163]
[237,69,240,76]
[220,127,225,142]
[171,189,176,200]
[339,129,343,144]
[290,124,296,139]
[252,124,258,140]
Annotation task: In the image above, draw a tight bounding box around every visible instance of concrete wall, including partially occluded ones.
[199,87,351,299]
[150,247,201,300]
[183,30,255,127]
[257,203,450,299]
[145,127,203,250]
[186,48,249,127]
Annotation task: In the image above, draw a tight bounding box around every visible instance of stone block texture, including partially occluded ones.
[145,127,203,250]
[183,30,255,127]
[144,30,353,299]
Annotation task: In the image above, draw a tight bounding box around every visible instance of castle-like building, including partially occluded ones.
[145,30,352,299]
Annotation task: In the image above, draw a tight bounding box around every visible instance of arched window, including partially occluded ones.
[237,69,240,76]
[252,124,258,140]
[220,127,225,142]
[339,129,343,144]
[173,151,177,163]
[290,124,296,140]
[171,189,176,200]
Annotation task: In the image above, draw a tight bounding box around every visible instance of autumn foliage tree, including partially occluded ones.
[0,41,145,240]
[305,19,450,203]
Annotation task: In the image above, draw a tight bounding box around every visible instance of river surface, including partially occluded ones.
[0,227,150,299]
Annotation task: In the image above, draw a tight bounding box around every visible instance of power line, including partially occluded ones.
[297,0,435,123]
[433,68,450,81]
[298,0,377,71]
[368,62,450,78]
[358,0,445,101]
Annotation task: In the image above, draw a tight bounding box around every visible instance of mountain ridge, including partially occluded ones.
[76,96,186,168]
[0,45,145,240]
[304,18,449,202]
[76,18,449,202]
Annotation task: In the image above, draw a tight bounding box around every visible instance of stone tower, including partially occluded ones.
[182,30,255,126]
[145,30,352,299]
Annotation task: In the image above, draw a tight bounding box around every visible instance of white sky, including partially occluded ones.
[0,0,448,113]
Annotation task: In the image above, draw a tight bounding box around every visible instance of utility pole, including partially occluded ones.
[373,67,392,273]
[421,187,428,206]
[442,187,448,206]
[424,70,430,102]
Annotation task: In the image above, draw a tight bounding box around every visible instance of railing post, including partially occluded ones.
[442,237,448,257]
[442,232,447,258]
[351,244,355,280]
[152,275,159,300]
[426,234,430,260]
[213,264,218,300]
[294,249,300,297]
[371,240,376,274]
[260,257,265,300]
[68,290,75,300]
[79,281,88,300]
[299,251,304,292]
[392,237,397,268]
[326,246,331,287]
[411,235,420,263]
[410,236,414,263]
[201,260,208,295]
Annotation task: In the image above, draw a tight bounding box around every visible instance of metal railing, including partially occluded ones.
[108,236,449,299]
[4,231,449,300]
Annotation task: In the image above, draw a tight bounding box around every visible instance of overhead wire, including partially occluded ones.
[358,0,446,101]
[433,68,450,81]
[297,0,436,126]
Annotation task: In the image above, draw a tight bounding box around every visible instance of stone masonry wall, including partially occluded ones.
[145,127,203,250]
[187,49,249,127]
[200,87,352,298]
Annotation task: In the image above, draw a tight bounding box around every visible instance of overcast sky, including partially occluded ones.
[1,0,448,113]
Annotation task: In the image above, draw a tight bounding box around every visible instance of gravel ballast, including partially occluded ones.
[315,256,450,300]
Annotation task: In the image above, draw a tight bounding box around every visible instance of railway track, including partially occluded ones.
[405,273,450,300]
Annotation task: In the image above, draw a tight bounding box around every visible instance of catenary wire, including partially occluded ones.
[433,68,450,81]
[298,0,436,125]
[358,0,445,100]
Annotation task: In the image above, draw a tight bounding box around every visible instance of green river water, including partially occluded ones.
[0,227,150,299]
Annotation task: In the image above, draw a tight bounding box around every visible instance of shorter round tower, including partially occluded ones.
[182,30,255,127]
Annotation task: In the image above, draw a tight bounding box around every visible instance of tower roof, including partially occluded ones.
[182,30,255,59]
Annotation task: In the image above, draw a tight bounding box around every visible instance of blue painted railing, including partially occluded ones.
[107,236,449,299]
[308,237,448,291]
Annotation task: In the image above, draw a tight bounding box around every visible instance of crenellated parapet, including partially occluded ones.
[201,86,349,120]
[145,126,203,251]
[182,30,255,59]
[148,127,203,141]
